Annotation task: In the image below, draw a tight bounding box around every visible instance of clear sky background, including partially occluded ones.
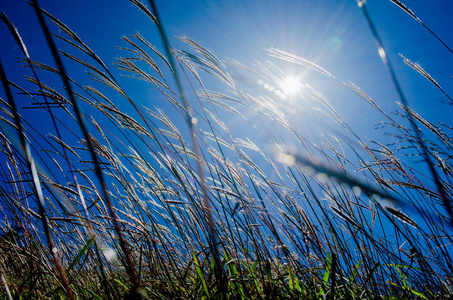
[1,0,453,230]
[2,0,452,139]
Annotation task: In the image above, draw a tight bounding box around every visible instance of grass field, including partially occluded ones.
[1,0,453,299]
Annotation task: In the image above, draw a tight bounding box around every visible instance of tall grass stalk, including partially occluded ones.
[358,0,453,226]
[0,0,452,299]
[147,0,223,287]
[30,0,141,296]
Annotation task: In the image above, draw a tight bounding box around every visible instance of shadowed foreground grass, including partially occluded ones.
[0,0,453,299]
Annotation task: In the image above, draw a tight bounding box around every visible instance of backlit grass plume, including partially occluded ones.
[0,0,452,299]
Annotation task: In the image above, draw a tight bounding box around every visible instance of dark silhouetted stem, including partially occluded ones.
[0,59,75,300]
[147,0,224,287]
[358,0,453,226]
[30,0,141,292]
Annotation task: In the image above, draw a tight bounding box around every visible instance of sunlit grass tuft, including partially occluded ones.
[0,0,452,299]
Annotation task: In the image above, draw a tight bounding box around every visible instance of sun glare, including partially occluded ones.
[281,77,300,96]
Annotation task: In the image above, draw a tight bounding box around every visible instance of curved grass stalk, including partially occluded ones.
[358,0,453,227]
[30,0,141,294]
[0,60,75,299]
[389,0,453,55]
[146,0,224,286]
[1,1,452,298]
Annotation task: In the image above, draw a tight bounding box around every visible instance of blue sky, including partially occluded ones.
[2,0,452,137]
[1,0,453,256]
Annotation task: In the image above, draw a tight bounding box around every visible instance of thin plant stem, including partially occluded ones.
[147,0,223,283]
[358,0,453,226]
[30,0,141,291]
[0,59,75,300]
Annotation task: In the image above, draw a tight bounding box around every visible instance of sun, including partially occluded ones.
[280,77,300,96]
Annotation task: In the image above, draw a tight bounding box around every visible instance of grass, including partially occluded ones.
[0,0,452,299]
